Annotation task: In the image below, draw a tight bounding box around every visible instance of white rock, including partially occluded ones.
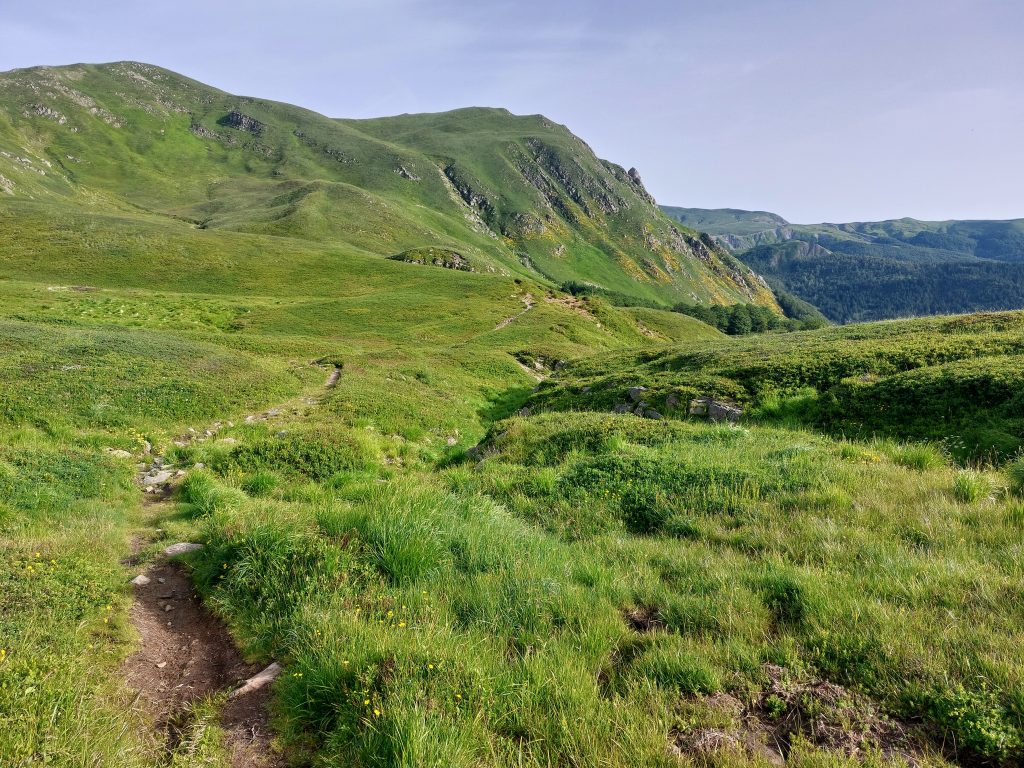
[131,574,151,586]
[107,449,132,459]
[164,542,203,556]
[229,662,283,699]
[146,470,173,485]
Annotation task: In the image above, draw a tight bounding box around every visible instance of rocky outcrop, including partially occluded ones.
[443,162,495,219]
[626,166,656,205]
[524,138,627,216]
[395,165,421,181]
[218,110,265,135]
[389,247,474,272]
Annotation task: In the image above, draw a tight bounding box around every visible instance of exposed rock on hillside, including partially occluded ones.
[218,110,265,135]
[389,247,474,271]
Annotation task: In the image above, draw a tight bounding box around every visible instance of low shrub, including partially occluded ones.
[226,428,376,481]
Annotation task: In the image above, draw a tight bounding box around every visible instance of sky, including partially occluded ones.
[1,0,1021,223]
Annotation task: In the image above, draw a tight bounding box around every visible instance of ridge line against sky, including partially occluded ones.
[1,0,1021,223]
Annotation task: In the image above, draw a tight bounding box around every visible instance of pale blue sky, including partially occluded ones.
[2,0,1021,223]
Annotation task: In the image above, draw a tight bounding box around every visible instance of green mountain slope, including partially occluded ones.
[662,206,1024,322]
[0,62,776,308]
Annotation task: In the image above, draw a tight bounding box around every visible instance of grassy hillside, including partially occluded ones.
[528,311,1024,462]
[0,61,777,308]
[662,207,1024,322]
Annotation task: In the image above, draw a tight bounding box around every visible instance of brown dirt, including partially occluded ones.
[623,605,665,633]
[543,293,598,322]
[671,665,922,766]
[123,559,284,766]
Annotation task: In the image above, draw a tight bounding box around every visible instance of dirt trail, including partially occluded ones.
[124,557,280,765]
[494,293,536,330]
[125,476,285,765]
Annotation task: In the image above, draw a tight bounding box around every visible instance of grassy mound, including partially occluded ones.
[528,311,1024,461]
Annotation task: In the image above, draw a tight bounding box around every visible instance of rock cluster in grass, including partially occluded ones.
[689,396,742,423]
[611,385,663,419]
[218,110,265,135]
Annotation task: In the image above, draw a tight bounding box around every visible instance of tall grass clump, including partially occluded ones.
[1006,457,1024,497]
[889,443,946,471]
[952,470,990,504]
[180,470,238,516]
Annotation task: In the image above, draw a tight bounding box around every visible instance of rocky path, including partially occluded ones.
[124,480,285,767]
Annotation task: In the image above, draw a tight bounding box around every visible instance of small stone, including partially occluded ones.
[131,574,151,586]
[142,441,152,454]
[193,463,205,469]
[156,661,167,669]
[108,449,132,459]
[163,604,173,612]
[158,578,166,584]
[175,470,185,477]
[145,485,155,493]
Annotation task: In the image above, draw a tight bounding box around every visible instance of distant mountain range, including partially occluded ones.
[663,207,1024,322]
[0,62,777,310]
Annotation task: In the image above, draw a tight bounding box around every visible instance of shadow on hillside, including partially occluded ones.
[477,385,534,425]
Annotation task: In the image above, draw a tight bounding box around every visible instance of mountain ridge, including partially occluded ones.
[662,205,1024,322]
[0,61,778,309]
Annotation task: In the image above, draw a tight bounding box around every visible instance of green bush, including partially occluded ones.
[926,685,1022,762]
